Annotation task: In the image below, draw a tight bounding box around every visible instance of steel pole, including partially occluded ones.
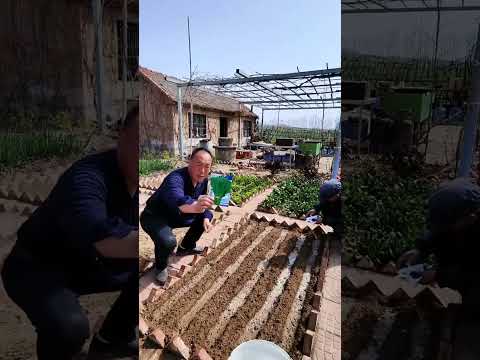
[458,24,480,177]
[93,0,104,132]
[331,119,341,180]
[122,0,127,120]
[261,108,264,136]
[177,86,184,159]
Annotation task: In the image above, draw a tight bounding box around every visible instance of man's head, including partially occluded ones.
[117,106,139,192]
[427,178,480,235]
[319,179,342,204]
[188,147,213,185]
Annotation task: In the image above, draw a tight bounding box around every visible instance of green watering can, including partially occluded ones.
[209,175,233,205]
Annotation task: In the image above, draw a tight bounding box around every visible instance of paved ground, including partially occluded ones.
[421,125,462,166]
[312,240,341,360]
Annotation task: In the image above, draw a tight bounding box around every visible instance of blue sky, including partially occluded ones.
[140,0,341,129]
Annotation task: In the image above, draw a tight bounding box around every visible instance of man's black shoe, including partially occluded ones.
[87,334,138,360]
[175,245,205,256]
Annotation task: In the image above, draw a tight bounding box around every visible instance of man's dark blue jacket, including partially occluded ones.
[144,167,213,227]
[16,149,138,269]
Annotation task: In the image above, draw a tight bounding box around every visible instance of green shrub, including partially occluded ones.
[343,161,433,265]
[261,175,323,217]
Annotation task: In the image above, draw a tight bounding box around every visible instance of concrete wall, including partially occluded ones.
[140,78,175,153]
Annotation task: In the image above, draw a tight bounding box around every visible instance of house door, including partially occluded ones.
[220,117,228,137]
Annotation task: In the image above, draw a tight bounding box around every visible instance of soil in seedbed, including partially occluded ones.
[342,295,441,360]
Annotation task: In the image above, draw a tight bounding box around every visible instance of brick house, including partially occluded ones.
[139,67,258,156]
[1,0,139,127]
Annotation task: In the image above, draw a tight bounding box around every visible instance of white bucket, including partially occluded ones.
[228,340,293,360]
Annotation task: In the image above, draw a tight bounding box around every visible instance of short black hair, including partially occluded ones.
[122,105,139,130]
[190,147,213,160]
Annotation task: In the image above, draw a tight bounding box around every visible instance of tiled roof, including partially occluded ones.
[139,66,257,117]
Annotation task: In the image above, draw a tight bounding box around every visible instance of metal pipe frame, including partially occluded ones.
[342,0,480,13]
[262,106,341,110]
[168,68,341,112]
[179,68,340,87]
[234,70,304,110]
[272,82,342,90]
[229,89,341,99]
[241,97,341,105]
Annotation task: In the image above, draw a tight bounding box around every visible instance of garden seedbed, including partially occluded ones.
[140,219,328,360]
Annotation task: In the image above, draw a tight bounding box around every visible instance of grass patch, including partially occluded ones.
[260,174,323,218]
[139,152,177,176]
[0,132,83,170]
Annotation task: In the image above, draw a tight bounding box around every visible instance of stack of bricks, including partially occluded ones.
[302,238,341,360]
[139,322,215,360]
[250,211,331,235]
[0,176,56,206]
[341,266,461,308]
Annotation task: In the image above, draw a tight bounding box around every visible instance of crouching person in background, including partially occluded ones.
[398,178,480,359]
[305,179,343,237]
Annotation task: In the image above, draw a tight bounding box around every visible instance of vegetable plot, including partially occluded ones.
[231,175,272,205]
[260,175,323,218]
[260,125,336,145]
[343,161,432,265]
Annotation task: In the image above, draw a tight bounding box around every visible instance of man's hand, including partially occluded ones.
[94,230,138,258]
[203,218,213,233]
[180,195,214,214]
[419,269,436,285]
[306,209,316,217]
[198,195,214,209]
[397,249,422,269]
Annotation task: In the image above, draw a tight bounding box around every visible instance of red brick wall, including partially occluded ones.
[140,78,176,154]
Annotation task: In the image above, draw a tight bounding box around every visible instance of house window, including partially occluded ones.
[188,113,207,138]
[117,21,139,81]
[243,120,252,137]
